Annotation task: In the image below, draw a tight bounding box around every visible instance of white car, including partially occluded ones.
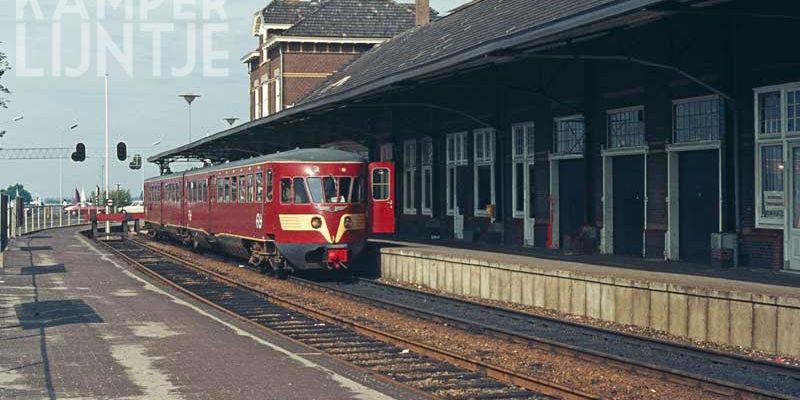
[121,200,144,214]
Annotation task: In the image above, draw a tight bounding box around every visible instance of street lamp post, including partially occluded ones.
[179,94,200,143]
[59,123,79,203]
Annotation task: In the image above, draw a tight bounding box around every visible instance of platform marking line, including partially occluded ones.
[78,235,396,400]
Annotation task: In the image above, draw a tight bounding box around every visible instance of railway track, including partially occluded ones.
[125,236,800,400]
[96,237,594,400]
[294,277,800,400]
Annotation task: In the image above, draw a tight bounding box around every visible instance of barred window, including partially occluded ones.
[673,97,723,143]
[788,90,800,133]
[607,107,645,148]
[554,116,584,154]
[759,91,781,135]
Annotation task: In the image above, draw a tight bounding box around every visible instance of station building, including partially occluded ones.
[243,0,432,120]
[152,0,800,272]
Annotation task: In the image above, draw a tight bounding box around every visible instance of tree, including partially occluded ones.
[0,49,9,108]
[1,184,33,204]
[99,188,132,208]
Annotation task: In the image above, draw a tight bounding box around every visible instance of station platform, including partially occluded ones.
[372,239,800,357]
[0,227,416,400]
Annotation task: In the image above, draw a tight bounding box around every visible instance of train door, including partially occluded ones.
[368,162,396,234]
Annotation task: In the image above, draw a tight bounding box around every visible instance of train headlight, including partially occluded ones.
[311,217,323,229]
[344,216,353,229]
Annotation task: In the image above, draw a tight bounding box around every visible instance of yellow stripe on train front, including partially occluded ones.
[334,214,366,243]
[279,214,332,243]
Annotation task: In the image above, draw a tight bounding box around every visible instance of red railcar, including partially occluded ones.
[143,149,395,274]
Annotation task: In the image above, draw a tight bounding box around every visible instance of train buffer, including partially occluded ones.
[90,212,144,241]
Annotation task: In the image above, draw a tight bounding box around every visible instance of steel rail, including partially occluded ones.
[107,238,595,400]
[125,237,797,399]
[286,276,796,400]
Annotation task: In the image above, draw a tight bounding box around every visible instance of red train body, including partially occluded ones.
[143,149,395,272]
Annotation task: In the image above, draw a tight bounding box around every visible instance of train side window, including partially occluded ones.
[255,173,263,202]
[231,176,238,203]
[293,177,310,204]
[224,177,231,203]
[239,175,246,203]
[266,170,274,202]
[372,168,390,200]
[340,177,352,202]
[247,174,254,203]
[216,178,223,202]
[280,178,291,203]
[352,177,362,203]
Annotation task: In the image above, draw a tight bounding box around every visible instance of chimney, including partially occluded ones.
[415,0,429,26]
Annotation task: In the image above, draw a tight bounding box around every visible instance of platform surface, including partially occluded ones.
[372,239,800,297]
[0,227,412,400]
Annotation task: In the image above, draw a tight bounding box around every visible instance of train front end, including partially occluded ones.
[274,161,370,271]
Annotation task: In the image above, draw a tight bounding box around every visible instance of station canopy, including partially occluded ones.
[149,0,757,168]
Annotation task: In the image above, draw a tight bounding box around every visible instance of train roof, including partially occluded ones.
[145,148,366,183]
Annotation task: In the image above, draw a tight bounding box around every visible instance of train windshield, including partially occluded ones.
[307,176,361,204]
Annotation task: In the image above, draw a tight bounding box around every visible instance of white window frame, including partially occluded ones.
[380,143,393,161]
[446,132,467,216]
[403,139,417,215]
[552,115,585,156]
[511,122,535,219]
[606,106,645,149]
[672,95,723,144]
[254,87,262,119]
[754,82,800,229]
[274,68,282,113]
[261,83,269,118]
[473,128,496,217]
[421,137,434,216]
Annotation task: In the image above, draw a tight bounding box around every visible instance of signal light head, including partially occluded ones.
[311,217,323,229]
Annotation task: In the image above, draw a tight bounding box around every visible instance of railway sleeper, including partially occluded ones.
[295,336,372,347]
[323,345,399,355]
[319,341,396,351]
[348,354,426,366]
[273,326,343,335]
[415,379,508,392]
[378,363,459,374]
[438,387,536,400]
[293,331,362,342]
[449,389,545,400]
[392,371,485,384]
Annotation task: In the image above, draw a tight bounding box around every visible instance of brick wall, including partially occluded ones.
[281,52,359,108]
[740,230,783,270]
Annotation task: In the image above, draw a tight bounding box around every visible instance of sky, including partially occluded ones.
[0,0,470,201]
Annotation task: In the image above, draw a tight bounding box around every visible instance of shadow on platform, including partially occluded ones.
[18,246,54,252]
[14,300,104,330]
[20,264,67,276]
